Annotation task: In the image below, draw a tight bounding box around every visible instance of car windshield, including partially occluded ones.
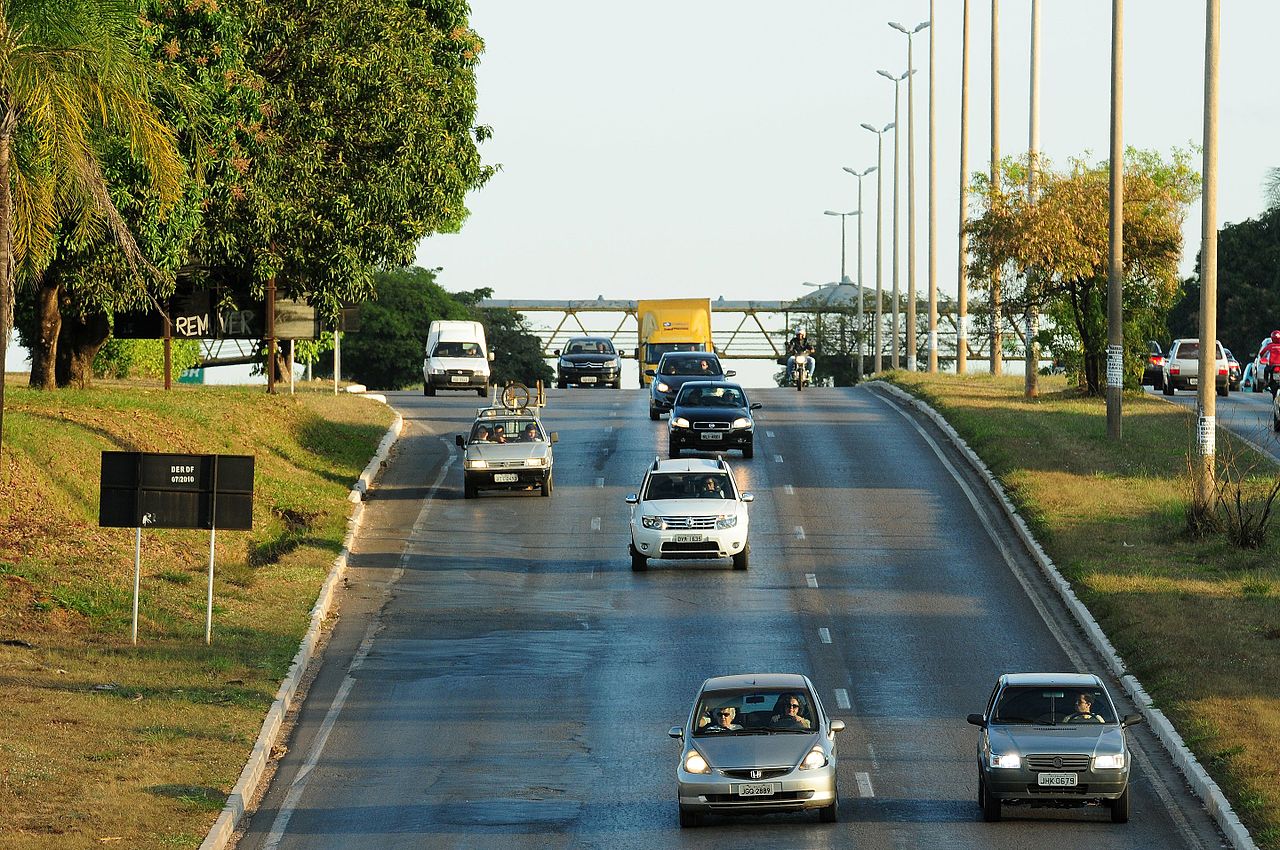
[644,472,734,500]
[693,689,816,736]
[677,385,746,407]
[992,686,1116,725]
[646,342,707,362]
[470,419,543,444]
[434,341,483,358]
[660,357,722,377]
[566,339,614,355]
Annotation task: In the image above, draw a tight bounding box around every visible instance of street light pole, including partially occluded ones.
[1106,0,1124,438]
[957,0,972,374]
[890,20,930,372]
[1195,0,1221,507]
[990,0,1003,376]
[862,122,894,374]
[844,166,877,381]
[878,68,911,369]
[1026,0,1041,397]
[927,0,939,373]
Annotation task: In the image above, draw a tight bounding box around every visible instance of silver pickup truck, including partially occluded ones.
[1161,338,1228,397]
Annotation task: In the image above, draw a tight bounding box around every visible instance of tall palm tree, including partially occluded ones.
[1266,167,1280,209]
[0,0,183,467]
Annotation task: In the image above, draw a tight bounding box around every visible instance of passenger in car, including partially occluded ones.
[492,425,508,444]
[770,694,812,730]
[521,423,540,442]
[1066,692,1106,723]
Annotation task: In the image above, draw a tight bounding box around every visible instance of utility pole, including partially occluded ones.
[990,0,1002,376]
[1026,0,1041,397]
[1106,0,1124,438]
[957,0,972,374]
[266,276,277,394]
[927,0,939,373]
[1195,0,1221,507]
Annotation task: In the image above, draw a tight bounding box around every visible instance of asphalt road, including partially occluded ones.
[1146,383,1280,461]
[234,386,1229,850]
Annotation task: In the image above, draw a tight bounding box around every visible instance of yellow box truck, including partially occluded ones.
[636,298,713,387]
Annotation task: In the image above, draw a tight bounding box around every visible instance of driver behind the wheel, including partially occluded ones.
[1068,692,1105,723]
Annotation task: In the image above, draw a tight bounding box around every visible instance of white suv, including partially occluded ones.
[625,457,753,571]
[1162,338,1228,397]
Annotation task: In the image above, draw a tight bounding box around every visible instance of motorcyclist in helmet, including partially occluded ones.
[1261,330,1280,394]
[785,329,815,384]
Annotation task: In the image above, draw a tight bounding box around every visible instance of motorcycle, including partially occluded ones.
[794,353,811,391]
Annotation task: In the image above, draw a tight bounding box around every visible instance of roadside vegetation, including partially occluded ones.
[0,382,392,849]
[885,371,1280,848]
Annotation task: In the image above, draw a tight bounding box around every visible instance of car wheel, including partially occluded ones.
[1273,413,1280,433]
[818,792,838,823]
[980,776,1001,822]
[611,379,622,389]
[742,441,754,459]
[1110,785,1130,823]
[556,381,566,389]
[540,473,553,497]
[1217,384,1228,398]
[1162,380,1174,396]
[649,407,660,421]
[732,545,749,570]
[1153,375,1164,391]
[668,440,680,459]
[425,384,436,397]
[678,806,700,828]
[476,386,487,397]
[464,479,477,499]
[630,544,647,572]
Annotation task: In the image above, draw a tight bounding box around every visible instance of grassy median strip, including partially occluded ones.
[0,381,393,849]
[884,372,1280,848]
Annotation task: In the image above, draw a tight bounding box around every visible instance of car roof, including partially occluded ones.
[651,458,732,474]
[566,336,612,343]
[675,380,743,392]
[474,407,543,422]
[1000,672,1104,688]
[659,351,720,360]
[700,673,810,691]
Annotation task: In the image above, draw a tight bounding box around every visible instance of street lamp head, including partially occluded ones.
[876,69,896,81]
[884,122,895,132]
[860,122,878,133]
[888,21,909,33]
[823,210,841,216]
[902,69,915,80]
[914,21,930,33]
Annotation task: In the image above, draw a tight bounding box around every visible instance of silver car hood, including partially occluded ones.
[990,724,1126,756]
[695,732,818,769]
[466,443,551,461]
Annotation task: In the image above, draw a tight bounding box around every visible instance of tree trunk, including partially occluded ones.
[0,124,15,471]
[29,274,62,390]
[56,312,110,388]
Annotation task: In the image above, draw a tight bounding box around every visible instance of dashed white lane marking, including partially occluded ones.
[783,484,795,495]
[595,477,605,488]
[856,771,875,798]
[834,688,851,709]
[805,573,818,588]
[867,742,880,769]
[591,517,601,532]
[773,454,784,463]
[606,425,613,432]
[766,430,775,437]
[794,525,806,540]
[818,628,832,644]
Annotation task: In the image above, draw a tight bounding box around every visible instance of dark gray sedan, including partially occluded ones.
[967,672,1143,823]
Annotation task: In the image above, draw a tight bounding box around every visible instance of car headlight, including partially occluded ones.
[731,417,751,429]
[798,747,828,770]
[1093,754,1125,770]
[989,752,1021,769]
[525,457,545,467]
[656,382,671,393]
[715,514,738,529]
[671,417,690,429]
[465,459,488,469]
[430,368,446,375]
[559,359,571,368]
[684,751,711,775]
[641,515,663,529]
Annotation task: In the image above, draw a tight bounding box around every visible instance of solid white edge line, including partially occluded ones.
[872,381,1259,850]
[834,688,851,710]
[200,401,405,850]
[855,771,875,798]
[818,627,832,644]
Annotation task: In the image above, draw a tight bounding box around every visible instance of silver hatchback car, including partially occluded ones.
[669,673,844,827]
[967,672,1144,823]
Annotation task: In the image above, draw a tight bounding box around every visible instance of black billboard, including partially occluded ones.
[99,452,254,530]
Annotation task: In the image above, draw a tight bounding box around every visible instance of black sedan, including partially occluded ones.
[667,381,760,459]
[555,337,624,388]
[646,351,735,420]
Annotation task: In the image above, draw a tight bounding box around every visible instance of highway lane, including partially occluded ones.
[235,386,1228,850]
[1145,384,1280,461]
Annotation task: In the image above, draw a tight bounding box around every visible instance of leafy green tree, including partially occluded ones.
[477,307,555,389]
[0,0,185,463]
[93,337,201,379]
[967,149,1199,394]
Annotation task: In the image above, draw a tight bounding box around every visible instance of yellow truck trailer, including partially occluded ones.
[636,298,714,387]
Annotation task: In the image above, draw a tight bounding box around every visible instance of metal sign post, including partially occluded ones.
[132,527,142,645]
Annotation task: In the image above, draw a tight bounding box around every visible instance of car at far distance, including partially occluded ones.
[1272,390,1280,432]
[554,336,624,388]
[1225,349,1242,391]
[647,351,735,420]
[1141,340,1165,389]
[455,406,557,498]
[967,672,1143,823]
[1162,338,1228,397]
[668,381,761,459]
[669,673,844,827]
[626,457,752,570]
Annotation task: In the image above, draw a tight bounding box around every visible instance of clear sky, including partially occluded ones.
[415,0,1279,308]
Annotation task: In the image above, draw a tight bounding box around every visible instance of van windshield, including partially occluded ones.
[434,341,483,358]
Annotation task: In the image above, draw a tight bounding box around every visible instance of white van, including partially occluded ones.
[423,320,491,396]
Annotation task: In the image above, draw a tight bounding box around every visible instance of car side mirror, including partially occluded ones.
[455,435,465,448]
[725,370,737,377]
[488,351,495,362]
[749,402,762,410]
[625,494,639,504]
[619,350,628,357]
[668,726,684,740]
[644,369,656,377]
[549,432,559,444]
[829,719,845,733]
[553,349,561,356]
[966,713,986,727]
[741,492,754,503]
[1122,713,1144,728]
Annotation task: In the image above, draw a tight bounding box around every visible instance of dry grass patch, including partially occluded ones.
[884,371,1280,847]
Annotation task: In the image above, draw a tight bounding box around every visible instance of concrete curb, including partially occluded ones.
[870,380,1258,850]
[199,399,403,850]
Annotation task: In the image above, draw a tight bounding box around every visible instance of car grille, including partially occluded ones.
[705,791,814,805]
[662,541,720,553]
[490,460,531,468]
[693,421,731,430]
[722,768,791,780]
[1026,754,1091,772]
[658,516,717,529]
[448,369,474,377]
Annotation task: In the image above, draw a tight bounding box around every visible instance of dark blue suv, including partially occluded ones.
[646,352,734,420]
